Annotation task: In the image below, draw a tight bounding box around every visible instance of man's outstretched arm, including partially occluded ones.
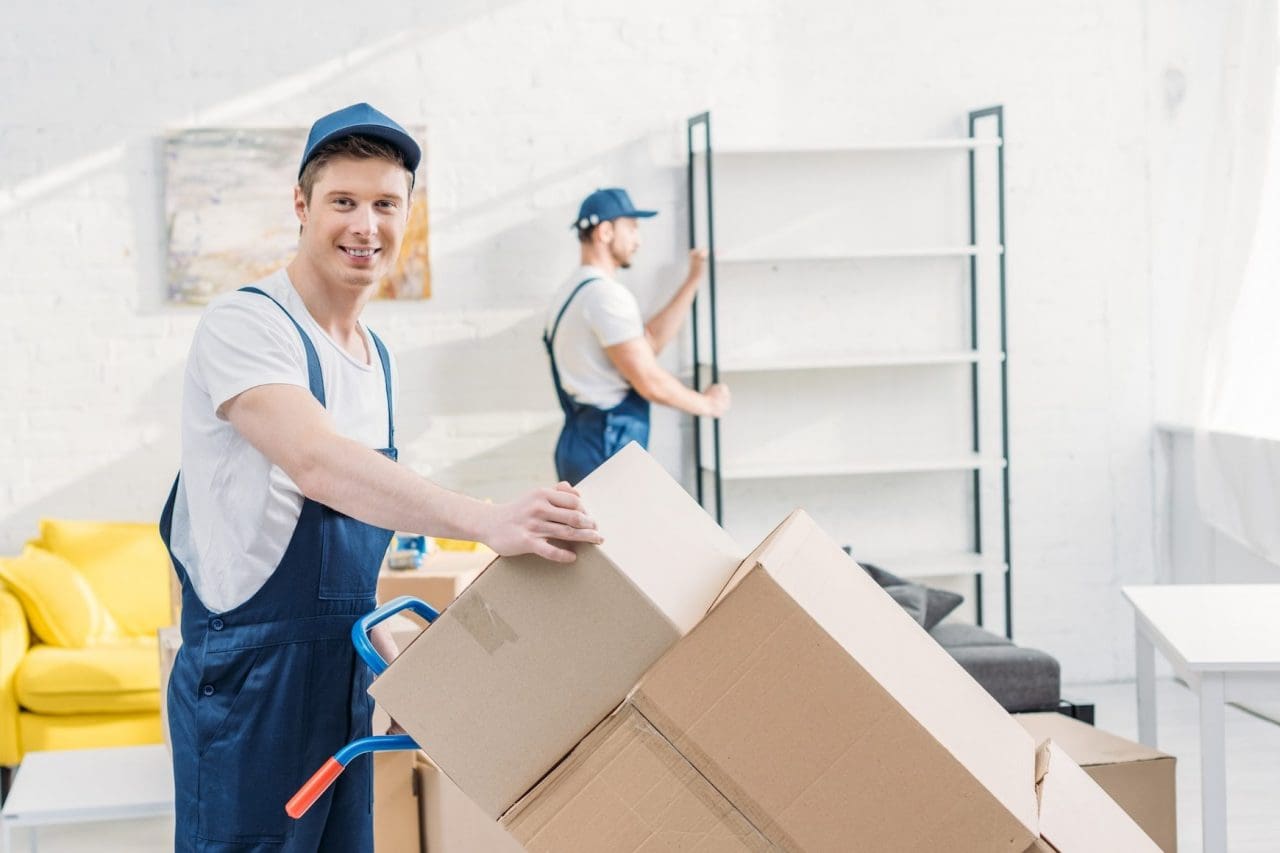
[644,249,706,355]
[607,338,730,418]
[223,383,601,563]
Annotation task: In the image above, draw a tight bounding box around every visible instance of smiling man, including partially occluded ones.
[159,103,602,853]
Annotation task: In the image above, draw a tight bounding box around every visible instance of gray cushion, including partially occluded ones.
[885,584,928,626]
[860,563,963,630]
[920,588,964,631]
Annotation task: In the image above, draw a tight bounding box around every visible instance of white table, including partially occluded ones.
[1123,584,1280,853]
[0,745,173,852]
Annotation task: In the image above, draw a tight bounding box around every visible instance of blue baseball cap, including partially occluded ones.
[573,188,658,230]
[298,102,421,180]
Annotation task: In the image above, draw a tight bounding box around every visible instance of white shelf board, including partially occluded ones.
[707,455,1006,481]
[693,351,1003,374]
[850,551,1007,579]
[695,138,1003,156]
[716,245,1003,264]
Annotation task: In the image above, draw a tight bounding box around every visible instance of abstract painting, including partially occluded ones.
[165,127,430,304]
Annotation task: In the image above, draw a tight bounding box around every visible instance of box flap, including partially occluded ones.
[1036,740,1162,852]
[1015,712,1170,768]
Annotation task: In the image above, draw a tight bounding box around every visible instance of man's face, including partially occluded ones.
[604,217,641,268]
[294,155,410,291]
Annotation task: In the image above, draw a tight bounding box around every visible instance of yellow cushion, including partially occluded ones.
[430,536,489,553]
[0,547,118,647]
[18,710,161,759]
[32,519,171,637]
[15,637,160,715]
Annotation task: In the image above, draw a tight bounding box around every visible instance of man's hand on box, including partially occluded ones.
[483,482,603,563]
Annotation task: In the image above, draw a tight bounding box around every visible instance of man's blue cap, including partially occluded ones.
[573,188,658,230]
[298,102,421,179]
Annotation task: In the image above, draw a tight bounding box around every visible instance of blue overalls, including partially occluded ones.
[160,287,396,852]
[545,276,651,484]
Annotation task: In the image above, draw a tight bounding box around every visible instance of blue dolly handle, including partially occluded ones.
[286,596,439,819]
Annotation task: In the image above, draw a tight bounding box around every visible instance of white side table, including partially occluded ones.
[0,745,173,852]
[1123,584,1280,853]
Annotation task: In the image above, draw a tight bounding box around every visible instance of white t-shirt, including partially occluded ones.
[544,265,645,409]
[168,269,398,614]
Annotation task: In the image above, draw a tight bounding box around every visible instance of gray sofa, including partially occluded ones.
[930,622,1060,713]
[861,563,1061,713]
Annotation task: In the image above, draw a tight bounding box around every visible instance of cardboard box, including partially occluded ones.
[1030,739,1162,852]
[416,753,527,853]
[502,703,772,852]
[632,509,1041,852]
[369,443,743,818]
[1016,712,1176,852]
[374,750,421,853]
[377,550,490,610]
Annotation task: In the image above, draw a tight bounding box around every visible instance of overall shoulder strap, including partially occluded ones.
[545,276,603,350]
[238,286,326,406]
[367,328,394,450]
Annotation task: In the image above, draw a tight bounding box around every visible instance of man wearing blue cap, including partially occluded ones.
[160,103,603,852]
[545,188,731,483]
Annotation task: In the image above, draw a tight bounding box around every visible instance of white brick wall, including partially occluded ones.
[2,0,1218,682]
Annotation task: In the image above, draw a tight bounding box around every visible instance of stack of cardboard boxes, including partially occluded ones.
[371,444,1167,852]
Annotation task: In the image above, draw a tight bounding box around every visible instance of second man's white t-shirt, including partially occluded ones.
[544,265,645,409]
[168,269,397,614]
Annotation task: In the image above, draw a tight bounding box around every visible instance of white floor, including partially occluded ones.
[6,678,1279,851]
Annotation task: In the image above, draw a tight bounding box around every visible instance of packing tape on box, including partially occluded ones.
[451,591,519,654]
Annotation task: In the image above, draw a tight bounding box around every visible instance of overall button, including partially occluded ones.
[202,684,215,697]
[210,618,225,631]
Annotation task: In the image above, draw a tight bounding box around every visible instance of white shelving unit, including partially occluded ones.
[699,350,1002,374]
[709,138,1003,155]
[717,455,1005,481]
[685,108,1013,635]
[717,245,1003,264]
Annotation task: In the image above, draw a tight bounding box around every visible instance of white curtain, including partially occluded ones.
[1194,2,1280,562]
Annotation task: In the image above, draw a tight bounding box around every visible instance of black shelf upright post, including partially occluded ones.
[969,104,1012,640]
[686,112,723,524]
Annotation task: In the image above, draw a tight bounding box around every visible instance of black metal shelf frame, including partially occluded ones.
[686,108,1012,639]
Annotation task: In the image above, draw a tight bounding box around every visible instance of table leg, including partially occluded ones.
[1199,671,1228,853]
[1135,628,1157,746]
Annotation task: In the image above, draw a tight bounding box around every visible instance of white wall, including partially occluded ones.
[2,0,1205,682]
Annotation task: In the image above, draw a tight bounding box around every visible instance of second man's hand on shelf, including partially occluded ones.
[703,383,731,418]
[481,482,603,564]
[685,248,708,286]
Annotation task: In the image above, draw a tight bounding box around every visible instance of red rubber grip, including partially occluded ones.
[285,757,343,819]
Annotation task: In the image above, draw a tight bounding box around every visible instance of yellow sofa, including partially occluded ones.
[0,520,172,767]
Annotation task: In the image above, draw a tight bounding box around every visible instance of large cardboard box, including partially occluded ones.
[416,753,527,853]
[503,703,773,852]
[1016,712,1176,852]
[377,550,489,610]
[1030,740,1162,852]
[373,750,421,853]
[369,444,743,818]
[633,509,1042,852]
